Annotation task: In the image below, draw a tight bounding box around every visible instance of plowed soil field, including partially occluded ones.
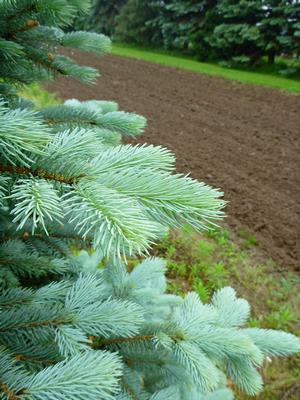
[47,52,300,270]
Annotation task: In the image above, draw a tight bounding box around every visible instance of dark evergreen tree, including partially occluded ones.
[205,0,263,64]
[259,0,300,64]
[151,0,208,52]
[87,0,300,65]
[114,0,162,46]
[88,0,127,35]
[196,0,300,64]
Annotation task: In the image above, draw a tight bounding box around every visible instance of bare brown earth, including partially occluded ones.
[47,52,300,270]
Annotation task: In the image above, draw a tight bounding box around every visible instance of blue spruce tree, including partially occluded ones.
[0,1,299,399]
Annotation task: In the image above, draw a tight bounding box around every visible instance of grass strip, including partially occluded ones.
[112,44,300,94]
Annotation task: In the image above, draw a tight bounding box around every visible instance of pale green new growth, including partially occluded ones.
[10,178,63,233]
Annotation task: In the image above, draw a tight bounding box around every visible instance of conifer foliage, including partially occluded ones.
[0,1,299,400]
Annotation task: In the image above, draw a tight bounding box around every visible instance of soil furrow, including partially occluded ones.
[47,52,300,269]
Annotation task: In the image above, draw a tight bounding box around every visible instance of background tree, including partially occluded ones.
[204,0,264,65]
[114,0,162,46]
[259,0,300,64]
[204,0,300,65]
[150,0,206,52]
[86,0,300,66]
[0,1,300,400]
[88,0,127,35]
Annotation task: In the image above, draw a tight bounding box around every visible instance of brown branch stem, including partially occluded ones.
[0,164,82,185]
[122,379,139,400]
[46,117,98,126]
[15,354,57,365]
[93,332,182,349]
[94,335,155,348]
[1,232,87,243]
[0,381,21,400]
[0,317,70,333]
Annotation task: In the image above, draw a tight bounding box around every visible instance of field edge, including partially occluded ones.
[112,44,300,94]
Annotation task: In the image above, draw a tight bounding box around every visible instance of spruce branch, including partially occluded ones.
[63,181,161,257]
[1,351,122,400]
[64,99,118,114]
[0,1,37,25]
[52,55,99,84]
[0,239,69,278]
[121,379,139,400]
[9,178,63,234]
[0,309,71,332]
[37,235,68,257]
[14,353,56,366]
[7,18,40,39]
[0,164,83,185]
[0,101,51,167]
[0,39,24,61]
[93,335,156,349]
[40,105,146,137]
[0,380,19,400]
[61,31,111,54]
[0,281,70,308]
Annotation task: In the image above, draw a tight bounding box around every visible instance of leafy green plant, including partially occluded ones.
[19,83,60,108]
[239,229,258,249]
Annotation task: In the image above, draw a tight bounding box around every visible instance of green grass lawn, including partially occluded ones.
[112,44,300,94]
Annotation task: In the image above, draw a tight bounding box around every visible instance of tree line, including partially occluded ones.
[86,0,300,66]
